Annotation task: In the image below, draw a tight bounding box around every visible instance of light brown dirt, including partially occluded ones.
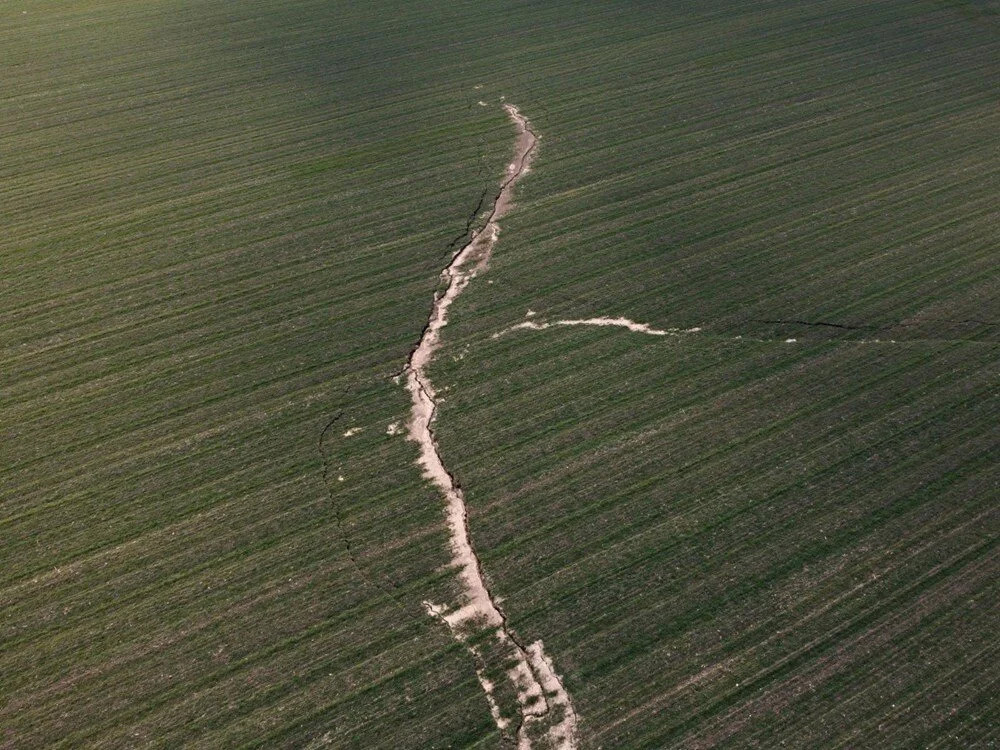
[494,316,689,338]
[403,103,577,748]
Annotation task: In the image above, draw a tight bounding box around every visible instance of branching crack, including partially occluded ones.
[754,318,883,331]
[318,386,409,609]
[445,185,494,256]
[497,316,998,347]
[753,317,998,334]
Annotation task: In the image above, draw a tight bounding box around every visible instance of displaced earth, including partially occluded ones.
[401,104,577,749]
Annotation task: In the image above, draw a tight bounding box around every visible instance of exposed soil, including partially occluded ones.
[494,316,694,338]
[493,317,997,348]
[402,104,578,748]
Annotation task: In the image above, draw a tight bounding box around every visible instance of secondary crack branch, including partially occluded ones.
[446,185,494,256]
[753,318,883,331]
[496,316,998,347]
[755,317,999,335]
[402,103,577,749]
[318,386,409,608]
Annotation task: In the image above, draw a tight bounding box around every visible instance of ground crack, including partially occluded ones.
[754,318,883,331]
[317,387,408,610]
[400,103,577,749]
[445,185,494,256]
[754,317,998,334]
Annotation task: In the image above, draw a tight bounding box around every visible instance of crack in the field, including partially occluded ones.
[496,316,999,348]
[445,96,501,257]
[414,371,554,742]
[754,317,998,333]
[445,185,493,256]
[325,91,998,743]
[754,318,884,331]
[389,192,499,382]
[417,373,553,742]
[399,103,577,749]
[317,385,413,610]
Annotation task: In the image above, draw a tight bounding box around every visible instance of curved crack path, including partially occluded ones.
[402,104,578,749]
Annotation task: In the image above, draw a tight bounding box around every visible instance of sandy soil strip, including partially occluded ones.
[494,317,702,338]
[403,104,577,748]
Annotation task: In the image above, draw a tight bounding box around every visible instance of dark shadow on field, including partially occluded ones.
[161,0,527,112]
[927,0,1000,28]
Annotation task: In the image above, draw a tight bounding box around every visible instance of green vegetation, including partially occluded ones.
[2,0,997,747]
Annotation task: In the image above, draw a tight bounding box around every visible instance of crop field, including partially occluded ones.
[2,0,998,748]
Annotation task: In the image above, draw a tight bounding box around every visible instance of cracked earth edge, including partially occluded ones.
[401,103,577,749]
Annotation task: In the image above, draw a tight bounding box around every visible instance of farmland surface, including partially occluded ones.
[2,0,998,748]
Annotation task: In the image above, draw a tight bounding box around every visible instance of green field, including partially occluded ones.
[2,0,998,747]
